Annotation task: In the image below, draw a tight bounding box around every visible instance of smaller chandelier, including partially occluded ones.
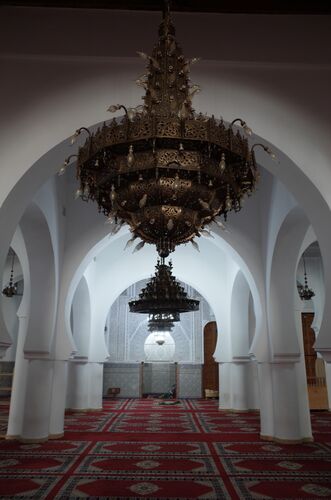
[2,251,17,298]
[298,253,315,301]
[148,312,175,334]
[129,259,199,323]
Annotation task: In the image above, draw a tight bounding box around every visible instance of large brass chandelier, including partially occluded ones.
[65,3,274,258]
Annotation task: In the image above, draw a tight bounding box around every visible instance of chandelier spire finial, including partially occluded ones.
[142,0,193,119]
[163,0,171,19]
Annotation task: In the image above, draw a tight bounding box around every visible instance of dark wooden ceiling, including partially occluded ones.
[1,0,331,14]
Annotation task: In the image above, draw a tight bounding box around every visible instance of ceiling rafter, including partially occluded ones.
[1,0,331,15]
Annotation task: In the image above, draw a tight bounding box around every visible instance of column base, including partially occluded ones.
[5,434,20,440]
[66,407,103,412]
[7,433,65,442]
[260,434,314,444]
[49,432,64,439]
[19,436,49,444]
[219,408,260,413]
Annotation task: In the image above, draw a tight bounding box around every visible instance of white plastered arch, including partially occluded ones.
[1,71,331,359]
[296,228,325,336]
[64,227,264,364]
[71,275,91,359]
[268,206,311,360]
[230,270,254,359]
[18,202,57,357]
[0,233,28,361]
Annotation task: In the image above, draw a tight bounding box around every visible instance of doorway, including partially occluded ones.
[202,322,219,398]
[302,313,329,409]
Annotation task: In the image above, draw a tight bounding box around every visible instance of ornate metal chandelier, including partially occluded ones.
[65,3,274,258]
[2,250,17,298]
[298,253,315,301]
[148,312,175,334]
[129,259,199,329]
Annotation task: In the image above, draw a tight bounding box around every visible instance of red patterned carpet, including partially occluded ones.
[0,398,330,498]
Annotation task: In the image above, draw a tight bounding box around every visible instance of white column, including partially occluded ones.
[66,361,103,410]
[219,361,259,411]
[232,361,259,410]
[258,361,312,442]
[49,360,68,438]
[325,362,331,410]
[88,362,103,409]
[20,359,54,442]
[219,362,232,409]
[7,320,68,442]
[257,362,274,438]
[6,314,29,438]
[316,349,331,409]
[66,361,90,409]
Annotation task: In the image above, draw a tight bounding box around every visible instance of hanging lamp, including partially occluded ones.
[129,259,199,327]
[298,253,315,301]
[2,251,17,298]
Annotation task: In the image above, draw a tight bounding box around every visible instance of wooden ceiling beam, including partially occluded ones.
[1,0,331,15]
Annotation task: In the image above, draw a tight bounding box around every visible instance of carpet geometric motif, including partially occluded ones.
[77,454,218,475]
[0,398,330,499]
[214,441,331,456]
[64,412,110,432]
[91,440,210,456]
[54,475,230,499]
[301,483,331,496]
[0,419,8,435]
[0,440,89,455]
[130,481,160,495]
[232,477,331,499]
[107,411,199,433]
[102,398,128,410]
[189,399,220,410]
[125,398,191,410]
[214,438,331,491]
[0,454,75,473]
[0,401,10,436]
[0,475,59,498]
[312,416,331,434]
[221,455,331,476]
[198,412,260,434]
[135,459,161,469]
